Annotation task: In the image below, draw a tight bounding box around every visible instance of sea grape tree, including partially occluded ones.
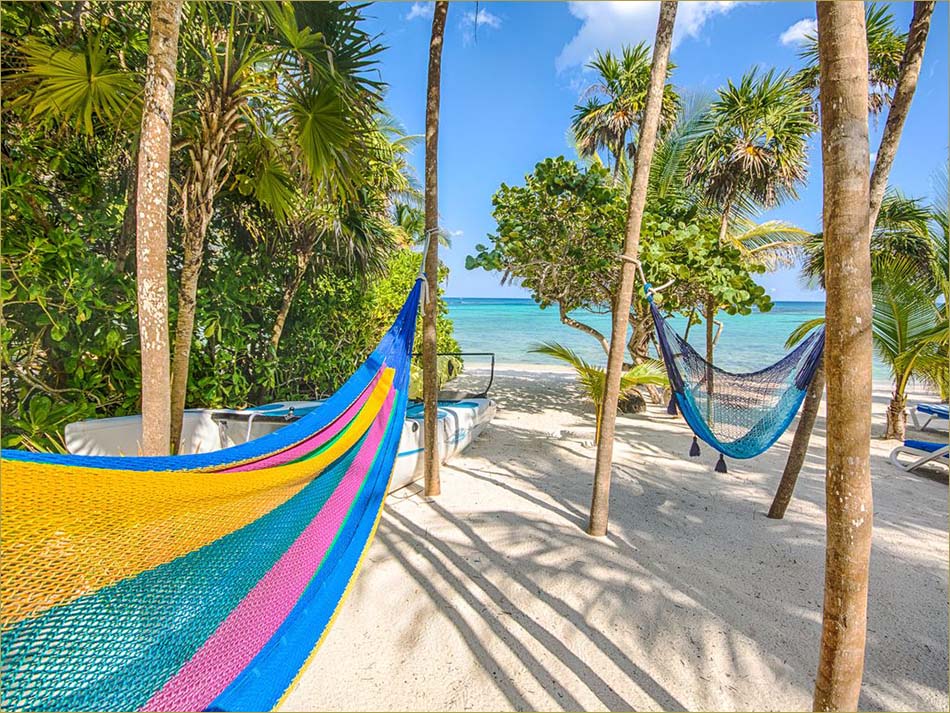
[468,156,773,362]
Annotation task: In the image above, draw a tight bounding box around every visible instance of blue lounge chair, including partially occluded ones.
[889,439,949,473]
[911,403,949,432]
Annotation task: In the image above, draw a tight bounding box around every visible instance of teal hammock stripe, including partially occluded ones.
[649,295,825,461]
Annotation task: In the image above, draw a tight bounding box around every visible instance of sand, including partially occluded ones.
[281,366,948,712]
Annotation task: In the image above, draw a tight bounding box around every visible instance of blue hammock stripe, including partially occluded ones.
[649,296,825,460]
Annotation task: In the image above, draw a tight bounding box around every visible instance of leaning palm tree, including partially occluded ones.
[571,43,679,179]
[531,342,668,440]
[422,1,449,497]
[591,0,678,538]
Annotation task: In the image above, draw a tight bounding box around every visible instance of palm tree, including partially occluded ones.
[531,342,668,439]
[773,2,936,522]
[688,68,816,244]
[802,190,936,288]
[422,1,449,498]
[136,0,184,455]
[572,43,679,179]
[168,2,386,449]
[686,67,815,377]
[872,258,947,438]
[591,0,677,538]
[813,3,873,709]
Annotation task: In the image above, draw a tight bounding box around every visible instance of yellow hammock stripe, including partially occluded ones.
[0,368,395,628]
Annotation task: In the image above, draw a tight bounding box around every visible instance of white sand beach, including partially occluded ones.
[281,367,948,712]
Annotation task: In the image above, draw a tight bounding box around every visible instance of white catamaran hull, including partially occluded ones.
[65,399,497,493]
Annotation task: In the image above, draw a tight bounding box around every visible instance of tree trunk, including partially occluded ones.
[867,1,935,231]
[768,361,825,519]
[813,4,873,710]
[774,0,933,524]
[169,92,239,451]
[718,202,730,244]
[590,1,677,537]
[271,248,315,356]
[135,0,183,456]
[884,391,907,441]
[560,304,610,354]
[422,1,448,498]
[704,296,716,423]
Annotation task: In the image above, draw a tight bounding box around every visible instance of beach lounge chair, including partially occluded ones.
[889,439,949,473]
[910,402,949,432]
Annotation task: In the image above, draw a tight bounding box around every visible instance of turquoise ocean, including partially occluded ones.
[445,298,890,380]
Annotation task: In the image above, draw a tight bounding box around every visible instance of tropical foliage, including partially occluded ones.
[530,342,668,438]
[0,2,458,451]
[791,175,949,439]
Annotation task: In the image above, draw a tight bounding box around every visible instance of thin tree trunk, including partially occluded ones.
[590,1,677,537]
[768,361,825,519]
[560,304,610,354]
[773,0,933,524]
[116,142,139,273]
[884,390,907,440]
[271,252,314,355]
[705,296,715,422]
[868,1,935,231]
[169,95,239,450]
[718,202,730,244]
[135,0,183,456]
[813,3,873,710]
[422,1,448,498]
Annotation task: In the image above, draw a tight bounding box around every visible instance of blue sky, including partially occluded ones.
[362,1,949,300]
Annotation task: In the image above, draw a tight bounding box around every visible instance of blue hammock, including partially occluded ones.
[648,291,824,471]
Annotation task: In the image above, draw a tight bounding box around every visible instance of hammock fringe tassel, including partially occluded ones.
[715,452,728,473]
[667,395,678,415]
[689,436,701,457]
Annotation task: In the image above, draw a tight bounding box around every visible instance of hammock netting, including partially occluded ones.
[0,279,423,712]
[649,297,825,462]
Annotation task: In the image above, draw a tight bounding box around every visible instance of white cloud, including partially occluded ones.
[557,1,738,72]
[779,18,817,47]
[405,2,433,21]
[448,229,464,237]
[461,8,502,45]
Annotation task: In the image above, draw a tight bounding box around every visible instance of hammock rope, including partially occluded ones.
[0,279,424,712]
[646,286,825,470]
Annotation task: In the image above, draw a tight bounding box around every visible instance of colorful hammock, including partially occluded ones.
[648,289,825,471]
[0,279,423,712]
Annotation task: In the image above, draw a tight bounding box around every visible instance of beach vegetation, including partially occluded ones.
[571,44,680,180]
[530,341,668,440]
[0,1,457,452]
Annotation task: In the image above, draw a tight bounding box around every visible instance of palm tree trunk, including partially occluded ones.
[271,251,315,356]
[590,1,677,537]
[135,0,183,456]
[422,1,448,498]
[768,361,824,519]
[813,4,873,710]
[705,296,715,422]
[718,201,731,244]
[772,0,933,526]
[169,97,238,451]
[868,1,935,231]
[884,390,907,440]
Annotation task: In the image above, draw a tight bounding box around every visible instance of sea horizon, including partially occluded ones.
[443,297,890,380]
